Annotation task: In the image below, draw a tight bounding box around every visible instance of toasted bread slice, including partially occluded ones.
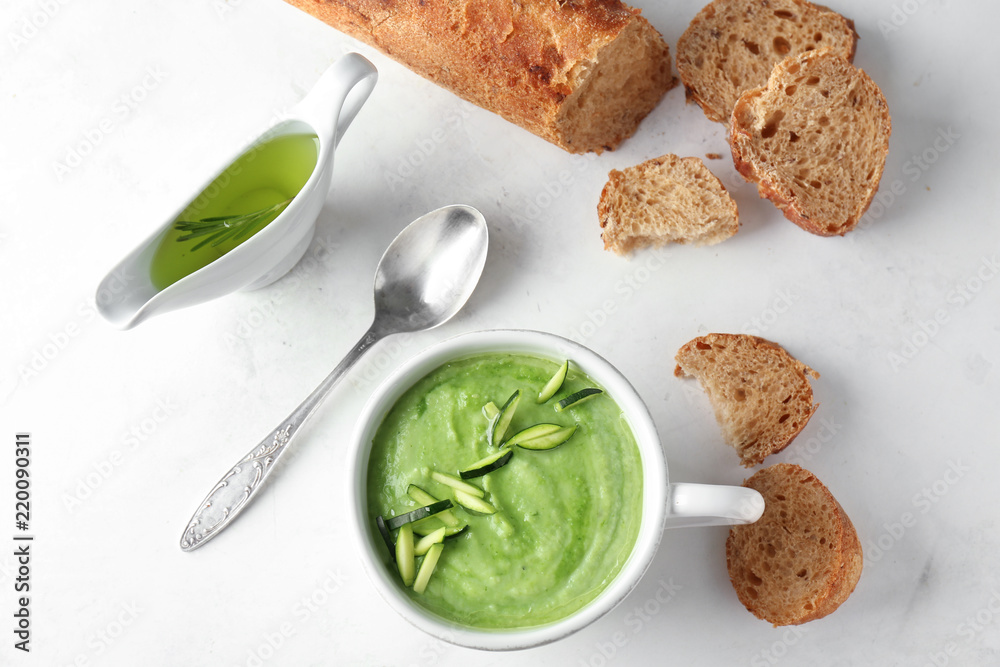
[674,333,818,467]
[730,49,891,236]
[727,463,862,625]
[676,0,857,124]
[599,154,739,255]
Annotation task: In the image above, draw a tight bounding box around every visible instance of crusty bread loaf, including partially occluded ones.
[727,463,862,625]
[676,0,857,124]
[674,333,818,467]
[730,49,891,236]
[285,0,676,153]
[598,154,739,255]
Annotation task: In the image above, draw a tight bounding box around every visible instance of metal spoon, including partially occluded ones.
[179,205,489,551]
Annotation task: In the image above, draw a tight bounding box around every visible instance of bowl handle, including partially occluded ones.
[294,52,378,148]
[663,482,764,529]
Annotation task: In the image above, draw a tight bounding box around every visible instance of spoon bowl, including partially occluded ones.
[180,204,488,551]
[373,206,489,333]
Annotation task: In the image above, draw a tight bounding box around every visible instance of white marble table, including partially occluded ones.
[2,0,998,664]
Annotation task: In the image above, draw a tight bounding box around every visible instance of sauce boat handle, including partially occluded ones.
[294,52,378,148]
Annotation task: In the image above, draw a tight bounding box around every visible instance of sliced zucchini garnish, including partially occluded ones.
[407,485,461,527]
[431,471,485,498]
[411,515,445,536]
[412,516,468,537]
[454,489,496,515]
[515,425,578,451]
[442,524,469,539]
[385,499,453,530]
[555,387,604,412]
[413,542,444,594]
[459,448,513,479]
[504,423,562,446]
[407,484,438,506]
[375,515,395,561]
[414,526,446,556]
[395,523,415,587]
[538,360,569,403]
[488,390,521,446]
[482,401,499,420]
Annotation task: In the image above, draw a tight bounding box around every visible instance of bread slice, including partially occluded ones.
[730,49,891,235]
[674,333,818,467]
[726,463,862,625]
[284,0,676,154]
[676,0,857,124]
[598,154,739,255]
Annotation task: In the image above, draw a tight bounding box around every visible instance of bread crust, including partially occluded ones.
[284,0,676,153]
[729,49,892,236]
[726,464,862,626]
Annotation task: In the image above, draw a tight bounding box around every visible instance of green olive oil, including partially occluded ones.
[149,132,319,290]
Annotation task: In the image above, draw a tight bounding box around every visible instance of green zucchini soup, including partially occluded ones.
[366,353,644,629]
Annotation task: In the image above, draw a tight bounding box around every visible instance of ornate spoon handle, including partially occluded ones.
[180,324,384,551]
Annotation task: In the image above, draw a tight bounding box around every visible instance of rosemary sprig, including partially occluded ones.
[174,197,293,251]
